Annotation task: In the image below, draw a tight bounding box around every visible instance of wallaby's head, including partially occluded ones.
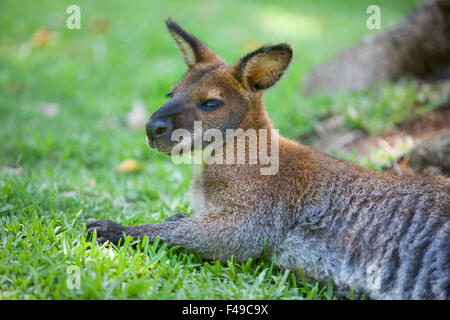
[146,19,292,154]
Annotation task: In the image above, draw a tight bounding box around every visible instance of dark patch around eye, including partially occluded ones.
[200,99,223,110]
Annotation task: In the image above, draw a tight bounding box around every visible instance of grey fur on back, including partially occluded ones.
[273,159,450,299]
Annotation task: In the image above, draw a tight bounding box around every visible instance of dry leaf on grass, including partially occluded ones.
[32,28,52,46]
[116,158,141,173]
[38,102,60,117]
[126,99,149,130]
[2,167,22,175]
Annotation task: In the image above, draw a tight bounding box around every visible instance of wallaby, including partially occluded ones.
[87,19,450,300]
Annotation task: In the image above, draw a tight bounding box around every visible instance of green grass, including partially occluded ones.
[334,80,443,136]
[1,0,423,299]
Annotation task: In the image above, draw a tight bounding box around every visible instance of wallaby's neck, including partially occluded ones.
[239,97,273,131]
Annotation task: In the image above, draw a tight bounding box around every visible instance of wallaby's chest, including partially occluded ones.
[189,164,208,214]
[190,163,275,214]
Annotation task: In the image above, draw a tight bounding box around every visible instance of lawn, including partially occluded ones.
[0,0,423,299]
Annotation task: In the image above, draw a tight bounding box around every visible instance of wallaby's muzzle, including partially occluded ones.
[146,117,171,140]
[145,114,173,153]
[146,97,188,153]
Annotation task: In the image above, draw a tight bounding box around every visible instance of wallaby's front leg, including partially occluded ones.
[86,213,269,262]
[85,213,188,244]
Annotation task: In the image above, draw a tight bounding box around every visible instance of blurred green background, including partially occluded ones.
[0,0,423,299]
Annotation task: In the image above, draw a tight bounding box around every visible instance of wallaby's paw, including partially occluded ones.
[166,212,189,222]
[86,219,126,245]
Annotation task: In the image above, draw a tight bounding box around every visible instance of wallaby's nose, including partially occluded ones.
[146,118,171,140]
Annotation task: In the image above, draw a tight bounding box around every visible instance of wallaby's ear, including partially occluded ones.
[166,18,222,69]
[233,44,292,91]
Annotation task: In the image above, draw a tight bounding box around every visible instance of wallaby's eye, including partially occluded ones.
[165,92,173,98]
[200,99,223,110]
